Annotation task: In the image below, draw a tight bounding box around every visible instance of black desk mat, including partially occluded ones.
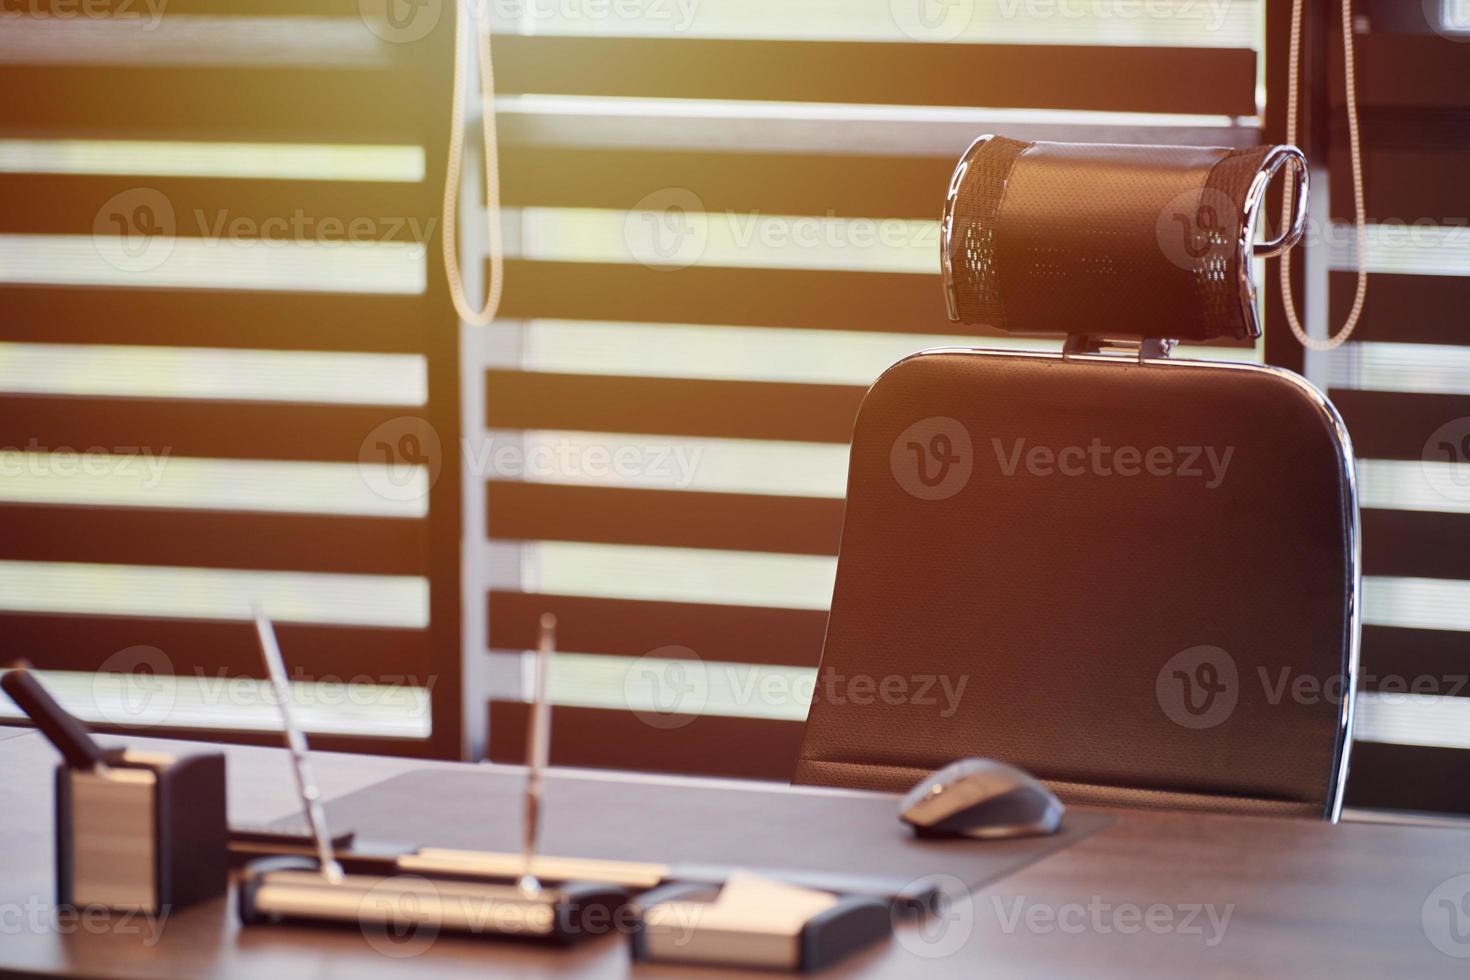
[271,768,1113,898]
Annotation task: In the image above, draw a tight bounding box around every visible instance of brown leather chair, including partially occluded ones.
[795,136,1358,820]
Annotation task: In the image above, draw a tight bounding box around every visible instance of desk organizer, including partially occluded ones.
[239,855,628,945]
[55,749,228,913]
[630,875,891,972]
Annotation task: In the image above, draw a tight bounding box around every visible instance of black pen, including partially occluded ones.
[1,663,108,771]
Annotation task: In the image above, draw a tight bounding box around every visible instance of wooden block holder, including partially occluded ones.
[55,749,229,914]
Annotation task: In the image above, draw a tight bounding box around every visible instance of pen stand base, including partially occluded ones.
[239,857,629,945]
[631,880,892,972]
[55,750,228,914]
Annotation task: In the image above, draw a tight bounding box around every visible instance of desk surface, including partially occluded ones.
[2,731,1469,978]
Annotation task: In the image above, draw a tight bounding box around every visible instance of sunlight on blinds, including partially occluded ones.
[0,561,429,628]
[0,234,426,294]
[0,343,426,405]
[0,139,424,182]
[0,454,428,518]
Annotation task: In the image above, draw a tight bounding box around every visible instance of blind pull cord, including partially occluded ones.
[442,1,504,327]
[1279,0,1368,351]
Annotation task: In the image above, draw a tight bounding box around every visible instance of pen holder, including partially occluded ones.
[55,749,228,914]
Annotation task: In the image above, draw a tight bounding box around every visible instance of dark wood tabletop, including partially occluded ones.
[3,730,1470,978]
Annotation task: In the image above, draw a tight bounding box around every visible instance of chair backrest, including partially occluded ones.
[795,137,1357,820]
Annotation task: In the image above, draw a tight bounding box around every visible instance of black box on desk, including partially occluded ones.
[55,749,228,914]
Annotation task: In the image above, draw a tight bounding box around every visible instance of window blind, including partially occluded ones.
[1296,2,1470,815]
[481,0,1270,778]
[0,2,462,757]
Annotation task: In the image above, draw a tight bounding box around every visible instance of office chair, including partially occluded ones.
[795,137,1359,820]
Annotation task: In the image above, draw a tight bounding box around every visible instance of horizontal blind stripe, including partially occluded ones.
[1326,342,1470,397]
[0,453,427,518]
[1328,272,1470,346]
[534,651,813,723]
[1324,222,1470,276]
[531,541,837,610]
[0,287,429,353]
[0,234,426,294]
[1333,390,1470,461]
[1359,626,1470,701]
[483,430,848,498]
[500,261,969,335]
[501,147,954,221]
[0,612,431,679]
[519,322,1260,384]
[489,36,1259,115]
[0,505,424,575]
[1328,140,1470,223]
[496,491,1470,577]
[0,669,429,739]
[0,397,436,463]
[0,343,426,405]
[488,483,842,556]
[497,94,1263,157]
[21,0,377,13]
[0,16,397,68]
[1344,742,1470,814]
[0,560,429,628]
[0,175,432,240]
[482,0,1261,46]
[1354,692,1470,751]
[518,207,936,275]
[487,592,826,668]
[0,138,423,181]
[1336,33,1470,110]
[488,700,803,781]
[499,261,1257,345]
[485,371,864,443]
[0,66,431,140]
[1363,576,1470,634]
[1360,510,1470,580]
[1358,461,1469,516]
[515,545,1465,634]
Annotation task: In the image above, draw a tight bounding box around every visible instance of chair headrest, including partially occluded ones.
[942,136,1308,343]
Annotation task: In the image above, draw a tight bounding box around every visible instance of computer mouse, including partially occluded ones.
[899,758,1065,840]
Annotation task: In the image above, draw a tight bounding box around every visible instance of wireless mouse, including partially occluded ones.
[899,758,1064,840]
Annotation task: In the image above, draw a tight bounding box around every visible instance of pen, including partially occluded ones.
[519,613,556,898]
[252,606,345,884]
[1,662,108,772]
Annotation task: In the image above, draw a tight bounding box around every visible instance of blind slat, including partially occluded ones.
[488,700,803,781]
[488,591,825,668]
[0,612,431,679]
[485,371,864,443]
[487,483,842,556]
[0,504,424,575]
[491,36,1258,115]
[0,287,428,353]
[0,396,437,463]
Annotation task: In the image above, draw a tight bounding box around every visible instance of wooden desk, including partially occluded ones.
[2,731,1468,978]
